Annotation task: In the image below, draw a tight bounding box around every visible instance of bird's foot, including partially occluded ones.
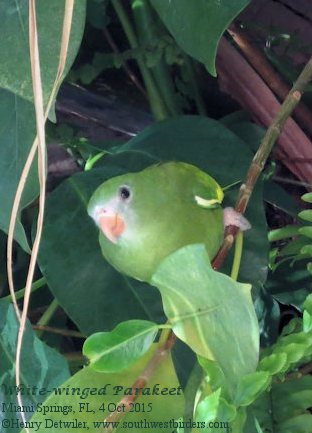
[223,207,251,231]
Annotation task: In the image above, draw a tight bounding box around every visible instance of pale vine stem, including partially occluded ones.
[7,1,74,318]
[15,3,47,430]
[10,1,75,431]
[104,55,312,433]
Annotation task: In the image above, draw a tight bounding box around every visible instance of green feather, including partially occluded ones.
[88,162,224,282]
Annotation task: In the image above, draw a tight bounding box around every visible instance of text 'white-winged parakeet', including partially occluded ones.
[87,162,249,282]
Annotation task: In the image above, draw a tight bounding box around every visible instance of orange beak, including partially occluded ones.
[99,213,125,244]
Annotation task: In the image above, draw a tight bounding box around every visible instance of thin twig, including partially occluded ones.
[273,175,312,189]
[32,324,85,338]
[2,277,46,302]
[35,299,60,338]
[212,55,312,270]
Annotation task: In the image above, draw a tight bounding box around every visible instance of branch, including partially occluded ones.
[32,325,85,338]
[102,332,176,433]
[213,55,312,270]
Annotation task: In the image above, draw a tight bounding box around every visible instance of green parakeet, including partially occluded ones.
[88,162,241,282]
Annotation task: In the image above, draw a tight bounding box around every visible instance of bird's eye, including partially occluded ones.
[119,185,131,201]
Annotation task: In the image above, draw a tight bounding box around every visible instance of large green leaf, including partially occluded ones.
[0,90,37,252]
[0,299,70,433]
[39,116,268,334]
[83,320,158,372]
[150,0,250,75]
[151,244,259,394]
[234,371,271,407]
[0,0,86,104]
[25,345,184,433]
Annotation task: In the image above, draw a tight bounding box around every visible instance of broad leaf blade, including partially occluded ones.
[151,0,250,75]
[0,300,70,433]
[0,0,86,104]
[83,320,158,372]
[0,90,37,252]
[151,244,259,394]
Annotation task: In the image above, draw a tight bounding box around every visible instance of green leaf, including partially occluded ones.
[195,388,221,424]
[303,311,312,333]
[0,299,70,433]
[234,371,271,406]
[196,391,237,432]
[264,182,301,217]
[273,328,312,360]
[300,245,312,257]
[0,90,37,251]
[268,225,300,242]
[298,210,312,223]
[281,318,303,336]
[265,259,311,310]
[83,320,158,372]
[277,414,312,433]
[217,398,237,423]
[299,227,312,239]
[274,343,307,365]
[279,238,310,258]
[258,353,287,375]
[0,0,86,104]
[151,244,259,394]
[87,0,109,29]
[150,0,250,75]
[273,390,312,423]
[274,375,312,395]
[254,286,280,346]
[249,376,312,433]
[302,193,312,203]
[303,293,312,315]
[198,357,226,391]
[25,345,184,433]
[221,118,265,153]
[302,294,312,330]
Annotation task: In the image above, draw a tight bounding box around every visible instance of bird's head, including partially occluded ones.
[87,175,137,244]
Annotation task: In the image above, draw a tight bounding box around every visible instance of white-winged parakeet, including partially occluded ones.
[88,162,249,282]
